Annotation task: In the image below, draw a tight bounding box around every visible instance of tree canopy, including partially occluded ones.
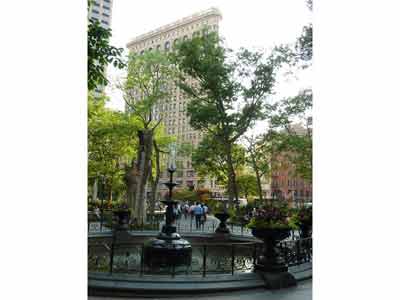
[88,93,141,200]
[87,18,125,91]
[170,32,279,206]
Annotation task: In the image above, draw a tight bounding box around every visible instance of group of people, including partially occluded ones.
[178,202,209,229]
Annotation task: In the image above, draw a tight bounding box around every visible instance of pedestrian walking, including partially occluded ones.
[194,202,203,229]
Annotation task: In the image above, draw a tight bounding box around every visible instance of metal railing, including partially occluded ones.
[88,237,312,278]
[89,240,261,277]
[278,237,313,267]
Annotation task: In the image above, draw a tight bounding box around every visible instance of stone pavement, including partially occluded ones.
[88,279,312,300]
[88,215,302,240]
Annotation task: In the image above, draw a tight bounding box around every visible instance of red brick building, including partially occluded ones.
[271,154,312,205]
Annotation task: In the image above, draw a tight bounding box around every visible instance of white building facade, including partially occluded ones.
[126,8,226,198]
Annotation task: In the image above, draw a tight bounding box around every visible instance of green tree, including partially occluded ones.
[236,174,258,200]
[270,0,312,70]
[148,128,175,215]
[88,93,140,203]
[244,135,271,204]
[264,89,313,182]
[87,1,125,91]
[172,188,198,203]
[119,51,177,221]
[264,0,313,183]
[171,33,279,207]
[191,135,246,190]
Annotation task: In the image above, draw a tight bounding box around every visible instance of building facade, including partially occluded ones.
[271,159,312,204]
[126,8,225,198]
[270,124,312,206]
[88,0,113,29]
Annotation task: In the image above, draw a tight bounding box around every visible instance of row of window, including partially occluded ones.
[92,2,110,11]
[137,20,214,48]
[138,27,217,55]
[91,9,109,18]
[288,179,306,188]
[90,16,109,26]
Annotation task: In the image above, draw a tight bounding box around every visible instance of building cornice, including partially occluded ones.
[126,7,222,48]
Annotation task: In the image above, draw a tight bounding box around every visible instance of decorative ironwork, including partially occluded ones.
[277,237,312,266]
[89,237,311,278]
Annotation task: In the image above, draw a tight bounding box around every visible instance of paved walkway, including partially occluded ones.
[89,215,254,236]
[88,279,312,300]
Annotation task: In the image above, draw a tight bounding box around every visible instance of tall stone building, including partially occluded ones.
[126,8,225,198]
[88,0,113,29]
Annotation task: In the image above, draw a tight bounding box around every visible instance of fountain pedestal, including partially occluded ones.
[144,168,192,268]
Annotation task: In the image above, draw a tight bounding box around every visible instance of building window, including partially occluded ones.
[101,20,109,25]
[140,50,144,55]
[156,44,161,50]
[92,9,99,14]
[93,2,100,6]
[164,41,170,51]
[148,47,153,52]
[173,38,179,45]
[183,35,188,41]
[102,12,109,17]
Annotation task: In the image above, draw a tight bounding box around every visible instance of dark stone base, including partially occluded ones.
[257,271,297,290]
[215,226,230,234]
[144,234,192,268]
[114,230,131,240]
[255,262,287,273]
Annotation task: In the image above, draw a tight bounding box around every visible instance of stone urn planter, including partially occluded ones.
[251,228,290,272]
[251,227,296,289]
[214,212,230,234]
[112,209,130,231]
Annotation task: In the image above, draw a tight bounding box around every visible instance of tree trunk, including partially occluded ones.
[108,186,113,205]
[124,159,138,214]
[92,179,98,203]
[134,129,153,223]
[149,140,161,215]
[225,142,239,209]
[251,151,264,205]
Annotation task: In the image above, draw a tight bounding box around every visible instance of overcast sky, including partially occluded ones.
[106,0,312,136]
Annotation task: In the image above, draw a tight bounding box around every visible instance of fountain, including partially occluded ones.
[143,144,192,268]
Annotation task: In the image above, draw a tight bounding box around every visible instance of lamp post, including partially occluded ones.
[161,143,178,235]
[100,175,105,231]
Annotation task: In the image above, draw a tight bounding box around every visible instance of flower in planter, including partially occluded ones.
[295,206,312,226]
[247,205,298,230]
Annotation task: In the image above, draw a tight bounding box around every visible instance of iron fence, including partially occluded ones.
[88,237,312,278]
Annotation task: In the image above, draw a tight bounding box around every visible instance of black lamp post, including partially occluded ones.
[161,166,179,235]
[99,175,105,231]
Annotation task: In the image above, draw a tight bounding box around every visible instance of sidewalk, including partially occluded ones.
[88,279,312,299]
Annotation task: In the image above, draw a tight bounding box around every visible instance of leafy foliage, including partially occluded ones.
[88,93,141,198]
[265,89,312,181]
[192,135,246,186]
[87,19,125,91]
[122,51,177,129]
[170,32,279,205]
[247,205,298,229]
[236,174,258,199]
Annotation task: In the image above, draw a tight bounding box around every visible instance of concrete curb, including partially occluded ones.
[88,268,312,297]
